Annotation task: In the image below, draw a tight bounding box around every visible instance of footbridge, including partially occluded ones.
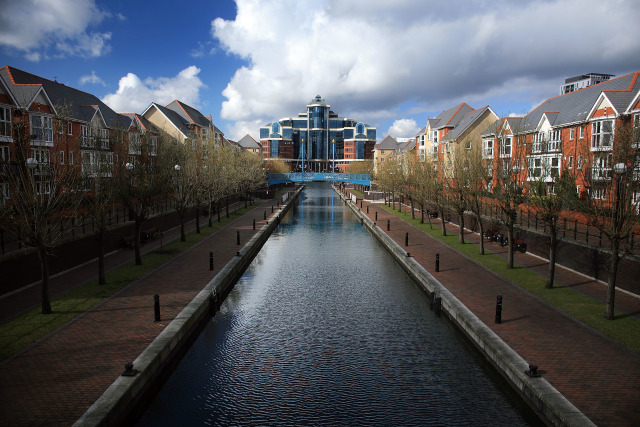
[268,172,371,186]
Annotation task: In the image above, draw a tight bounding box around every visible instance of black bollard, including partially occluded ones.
[253,218,256,230]
[375,211,378,221]
[272,205,274,213]
[209,252,214,271]
[495,294,502,324]
[435,253,440,272]
[236,230,240,245]
[264,210,267,220]
[387,219,390,231]
[154,294,160,322]
[405,232,409,247]
[367,205,369,214]
[360,200,363,208]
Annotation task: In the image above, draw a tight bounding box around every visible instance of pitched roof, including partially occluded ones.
[143,102,191,138]
[441,106,495,142]
[120,113,159,133]
[237,134,261,149]
[517,72,640,133]
[165,100,212,128]
[375,135,399,150]
[429,103,475,130]
[0,65,129,129]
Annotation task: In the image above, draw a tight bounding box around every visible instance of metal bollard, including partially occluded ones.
[236,230,240,245]
[375,211,378,221]
[387,219,390,231]
[495,294,502,324]
[253,219,256,230]
[367,205,369,214]
[360,200,363,208]
[264,210,267,220]
[405,232,409,247]
[435,253,440,272]
[154,294,160,322]
[209,252,214,271]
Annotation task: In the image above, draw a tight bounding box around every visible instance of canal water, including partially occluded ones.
[137,182,538,426]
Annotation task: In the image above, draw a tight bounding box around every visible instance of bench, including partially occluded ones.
[141,227,159,242]
[483,230,499,242]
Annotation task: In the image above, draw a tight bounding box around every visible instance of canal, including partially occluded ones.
[137,182,539,426]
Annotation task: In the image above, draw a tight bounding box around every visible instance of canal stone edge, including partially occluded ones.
[340,190,595,427]
[73,186,304,427]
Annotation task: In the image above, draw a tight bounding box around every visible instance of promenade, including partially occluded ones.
[344,188,640,427]
[0,185,639,426]
[0,196,284,425]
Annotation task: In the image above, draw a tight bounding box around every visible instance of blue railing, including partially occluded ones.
[268,172,371,186]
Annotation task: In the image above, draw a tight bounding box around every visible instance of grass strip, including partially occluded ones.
[0,205,255,361]
[380,204,640,354]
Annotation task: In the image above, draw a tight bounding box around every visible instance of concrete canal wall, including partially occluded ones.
[74,187,303,426]
[339,190,594,427]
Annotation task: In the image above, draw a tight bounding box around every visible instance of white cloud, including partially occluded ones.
[79,71,106,86]
[0,0,111,60]
[101,66,205,113]
[211,0,640,131]
[387,119,419,138]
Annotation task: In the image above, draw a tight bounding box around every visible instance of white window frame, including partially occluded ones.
[0,105,12,142]
[1,145,9,161]
[591,119,614,151]
[129,132,141,155]
[31,114,53,146]
[81,125,94,148]
[569,127,575,140]
[100,128,109,150]
[59,150,65,165]
[482,139,493,159]
[499,136,512,158]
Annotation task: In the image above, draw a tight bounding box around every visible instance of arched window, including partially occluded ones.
[272,122,280,135]
[356,123,365,135]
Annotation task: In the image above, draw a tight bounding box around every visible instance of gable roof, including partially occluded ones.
[142,102,191,138]
[516,72,640,133]
[0,65,128,129]
[441,106,496,142]
[375,135,399,150]
[237,134,261,149]
[429,103,475,131]
[165,100,212,128]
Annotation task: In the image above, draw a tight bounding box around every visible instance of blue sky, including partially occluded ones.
[1,0,639,141]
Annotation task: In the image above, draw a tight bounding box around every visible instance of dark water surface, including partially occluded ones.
[138,182,538,426]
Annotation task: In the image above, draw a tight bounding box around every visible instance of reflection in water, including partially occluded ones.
[138,183,537,426]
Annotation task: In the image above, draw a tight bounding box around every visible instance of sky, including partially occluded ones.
[1,0,639,142]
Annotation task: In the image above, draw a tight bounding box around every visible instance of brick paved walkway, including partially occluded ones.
[0,196,284,425]
[347,190,640,427]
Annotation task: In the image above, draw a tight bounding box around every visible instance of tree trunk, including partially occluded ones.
[134,219,143,265]
[440,210,447,236]
[195,206,201,234]
[98,226,105,285]
[217,201,221,222]
[208,201,213,227]
[38,247,52,314]
[411,199,415,219]
[226,197,230,218]
[507,222,514,269]
[605,239,621,320]
[458,210,465,244]
[179,209,186,242]
[420,203,424,224]
[477,215,485,255]
[546,228,557,289]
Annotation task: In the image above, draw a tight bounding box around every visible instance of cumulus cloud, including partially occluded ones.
[79,71,106,86]
[211,0,640,131]
[101,66,205,113]
[387,119,419,138]
[0,0,111,60]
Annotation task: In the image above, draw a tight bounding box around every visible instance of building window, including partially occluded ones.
[579,125,585,139]
[356,123,365,135]
[59,150,65,164]
[69,151,74,164]
[431,130,438,143]
[465,140,471,150]
[32,148,50,164]
[568,155,573,169]
[100,128,109,149]
[148,136,158,156]
[548,129,561,151]
[499,137,512,158]
[129,132,141,154]
[590,185,607,200]
[31,115,53,145]
[1,145,9,161]
[68,122,73,135]
[569,127,575,140]
[81,125,94,147]
[591,120,613,150]
[483,139,493,159]
[0,106,11,141]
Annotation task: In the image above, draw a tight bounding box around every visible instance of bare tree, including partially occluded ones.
[0,108,82,313]
[466,140,491,254]
[169,142,198,242]
[574,114,640,319]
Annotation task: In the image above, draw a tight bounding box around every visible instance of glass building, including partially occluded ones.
[260,95,376,172]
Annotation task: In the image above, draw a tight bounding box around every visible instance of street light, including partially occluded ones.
[125,162,133,171]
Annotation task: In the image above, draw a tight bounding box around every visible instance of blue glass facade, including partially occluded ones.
[260,95,376,170]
